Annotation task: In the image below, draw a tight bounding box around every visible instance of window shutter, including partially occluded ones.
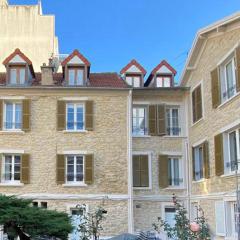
[85,101,93,131]
[56,154,65,184]
[214,133,224,176]
[0,100,2,130]
[235,45,240,92]
[21,154,30,184]
[0,154,2,183]
[203,141,210,179]
[22,99,31,131]
[85,154,94,184]
[57,101,66,131]
[157,104,166,136]
[196,86,202,121]
[215,201,226,236]
[192,89,197,123]
[140,155,149,187]
[159,155,169,188]
[133,155,141,187]
[192,147,196,181]
[211,68,221,108]
[148,105,157,136]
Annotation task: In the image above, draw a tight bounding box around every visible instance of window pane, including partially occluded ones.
[19,68,25,84]
[10,68,17,84]
[229,131,238,171]
[173,158,180,185]
[194,147,203,181]
[133,77,140,87]
[132,107,146,135]
[4,155,12,181]
[68,69,75,85]
[76,70,83,85]
[164,77,171,87]
[76,105,84,130]
[172,109,179,135]
[67,104,74,130]
[67,156,74,182]
[5,103,13,129]
[126,77,132,86]
[15,104,22,129]
[226,61,235,98]
[156,77,163,87]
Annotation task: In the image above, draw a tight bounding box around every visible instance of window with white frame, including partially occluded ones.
[68,68,84,86]
[9,67,26,85]
[2,155,21,183]
[168,157,183,187]
[156,76,171,87]
[4,102,22,130]
[66,155,84,183]
[166,107,181,136]
[220,56,237,103]
[224,128,240,174]
[164,207,176,228]
[191,202,199,221]
[225,201,238,238]
[132,106,147,136]
[126,76,141,87]
[193,145,204,181]
[66,103,84,131]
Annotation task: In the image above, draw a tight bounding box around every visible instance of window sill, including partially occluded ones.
[132,135,151,138]
[0,182,24,187]
[163,135,186,139]
[220,172,240,179]
[218,92,240,109]
[133,187,151,190]
[63,130,88,133]
[192,179,206,183]
[191,117,204,128]
[62,183,87,187]
[165,186,185,190]
[0,130,25,134]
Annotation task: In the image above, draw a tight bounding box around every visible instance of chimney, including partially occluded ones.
[41,63,54,85]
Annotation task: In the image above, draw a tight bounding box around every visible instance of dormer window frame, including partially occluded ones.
[125,73,143,88]
[65,65,86,86]
[7,63,28,86]
[155,74,174,88]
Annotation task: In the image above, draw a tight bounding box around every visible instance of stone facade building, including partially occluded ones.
[0,0,240,239]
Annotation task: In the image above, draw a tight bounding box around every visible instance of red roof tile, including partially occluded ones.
[120,59,146,75]
[61,49,91,67]
[2,48,32,66]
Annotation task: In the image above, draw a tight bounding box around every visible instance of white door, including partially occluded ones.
[71,209,83,240]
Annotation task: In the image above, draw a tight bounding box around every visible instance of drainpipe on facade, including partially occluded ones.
[127,89,134,233]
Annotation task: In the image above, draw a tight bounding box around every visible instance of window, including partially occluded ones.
[193,145,204,181]
[224,128,240,174]
[2,155,21,183]
[191,202,199,221]
[156,76,171,87]
[66,103,84,131]
[220,57,237,102]
[168,157,182,187]
[132,106,147,136]
[68,68,84,86]
[192,85,202,123]
[41,202,48,209]
[126,76,141,87]
[164,207,176,228]
[32,202,38,207]
[9,67,26,85]
[226,202,238,238]
[133,155,149,188]
[66,155,84,183]
[166,107,181,136]
[4,102,22,130]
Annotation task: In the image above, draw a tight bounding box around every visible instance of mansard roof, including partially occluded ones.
[120,59,147,75]
[61,49,91,67]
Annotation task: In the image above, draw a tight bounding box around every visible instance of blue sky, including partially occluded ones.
[9,0,240,81]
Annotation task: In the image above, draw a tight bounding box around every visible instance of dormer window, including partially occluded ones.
[156,76,171,88]
[126,75,141,88]
[9,66,26,85]
[68,67,84,86]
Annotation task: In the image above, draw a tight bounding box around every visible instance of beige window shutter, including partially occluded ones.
[192,147,196,181]
[157,104,166,136]
[57,101,66,131]
[56,154,65,184]
[140,155,149,187]
[148,105,157,136]
[133,155,141,187]
[0,100,2,130]
[214,133,224,176]
[211,67,221,108]
[235,45,240,92]
[159,155,169,188]
[85,101,93,131]
[22,100,31,131]
[21,154,30,184]
[85,154,94,184]
[203,141,210,179]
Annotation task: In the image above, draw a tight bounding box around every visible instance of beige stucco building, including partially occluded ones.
[1,0,240,239]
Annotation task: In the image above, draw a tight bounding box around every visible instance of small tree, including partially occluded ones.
[152,195,210,240]
[0,195,73,240]
[76,204,107,240]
